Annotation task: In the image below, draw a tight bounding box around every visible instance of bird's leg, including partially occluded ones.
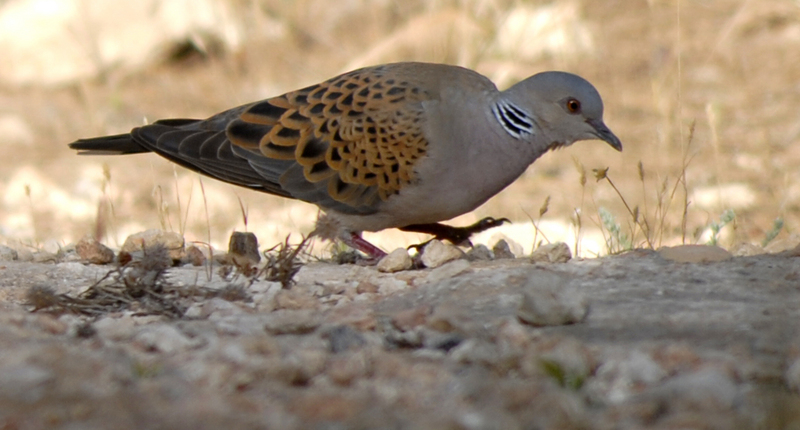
[400,217,511,247]
[341,232,387,260]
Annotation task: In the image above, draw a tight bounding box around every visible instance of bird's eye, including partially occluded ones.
[566,98,581,113]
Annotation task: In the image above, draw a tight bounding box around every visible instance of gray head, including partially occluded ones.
[498,71,622,151]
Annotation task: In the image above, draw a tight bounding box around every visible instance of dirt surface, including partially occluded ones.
[2,1,800,428]
[0,250,798,429]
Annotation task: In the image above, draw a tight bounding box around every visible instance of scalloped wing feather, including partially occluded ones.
[227,66,432,210]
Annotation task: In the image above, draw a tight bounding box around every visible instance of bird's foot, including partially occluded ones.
[401,217,511,248]
[340,232,387,264]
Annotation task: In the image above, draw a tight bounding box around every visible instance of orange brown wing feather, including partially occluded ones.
[227,67,431,208]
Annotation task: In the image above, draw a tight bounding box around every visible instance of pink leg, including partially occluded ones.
[343,232,387,259]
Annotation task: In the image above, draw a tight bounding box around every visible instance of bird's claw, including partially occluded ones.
[402,216,511,249]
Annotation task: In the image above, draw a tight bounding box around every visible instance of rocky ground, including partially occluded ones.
[0,240,798,429]
[2,0,800,428]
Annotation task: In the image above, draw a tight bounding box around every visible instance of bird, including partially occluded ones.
[69,62,621,260]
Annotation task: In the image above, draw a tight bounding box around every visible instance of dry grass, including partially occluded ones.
[26,244,186,317]
[2,0,799,256]
[25,234,309,316]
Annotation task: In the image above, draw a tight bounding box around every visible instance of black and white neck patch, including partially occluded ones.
[491,100,535,139]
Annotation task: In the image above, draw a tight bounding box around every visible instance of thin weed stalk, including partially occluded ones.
[528,196,551,250]
[593,167,654,249]
[237,195,249,231]
[174,166,193,238]
[198,177,214,281]
[572,157,588,256]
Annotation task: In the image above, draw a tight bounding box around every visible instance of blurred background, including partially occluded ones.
[0,0,798,257]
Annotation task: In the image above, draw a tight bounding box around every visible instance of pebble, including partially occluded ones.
[184,245,207,266]
[41,240,62,255]
[420,240,464,268]
[466,244,494,261]
[530,242,572,263]
[227,231,261,266]
[492,239,517,259]
[120,229,185,262]
[377,248,413,273]
[75,235,115,264]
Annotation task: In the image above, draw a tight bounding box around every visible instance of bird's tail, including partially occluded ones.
[69,133,149,155]
[69,119,202,155]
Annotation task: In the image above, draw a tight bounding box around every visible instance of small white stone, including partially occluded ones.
[41,239,62,255]
[531,242,572,263]
[377,248,413,273]
[466,244,494,261]
[121,229,185,261]
[492,239,517,259]
[421,240,464,268]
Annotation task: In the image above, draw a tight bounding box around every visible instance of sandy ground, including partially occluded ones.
[0,247,798,429]
[1,0,800,428]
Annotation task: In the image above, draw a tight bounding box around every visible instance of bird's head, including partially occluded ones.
[501,71,622,152]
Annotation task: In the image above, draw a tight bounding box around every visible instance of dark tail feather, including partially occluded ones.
[68,133,149,155]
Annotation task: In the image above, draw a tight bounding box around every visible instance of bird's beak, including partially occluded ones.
[588,119,622,152]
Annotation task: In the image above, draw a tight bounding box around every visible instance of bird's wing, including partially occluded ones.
[129,65,435,215]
